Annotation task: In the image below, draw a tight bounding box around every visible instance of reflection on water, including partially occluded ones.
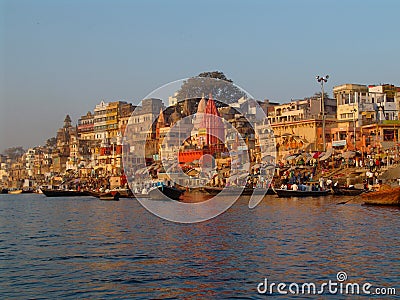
[0,194,399,299]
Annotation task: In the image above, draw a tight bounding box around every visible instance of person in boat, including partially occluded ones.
[298,183,307,191]
[326,179,332,189]
[312,184,321,191]
[292,183,299,191]
[319,177,325,190]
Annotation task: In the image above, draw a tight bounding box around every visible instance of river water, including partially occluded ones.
[0,194,399,299]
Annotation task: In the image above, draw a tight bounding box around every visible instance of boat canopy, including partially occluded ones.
[319,148,333,161]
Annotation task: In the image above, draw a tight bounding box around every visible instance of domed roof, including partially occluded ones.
[197,95,207,114]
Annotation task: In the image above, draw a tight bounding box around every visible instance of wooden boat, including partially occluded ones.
[99,191,120,201]
[113,189,134,198]
[42,189,91,197]
[362,186,400,206]
[203,186,223,195]
[8,189,23,194]
[243,187,276,196]
[203,186,275,196]
[274,189,330,198]
[21,189,34,194]
[88,191,101,198]
[332,186,365,196]
[89,189,134,199]
[148,185,184,201]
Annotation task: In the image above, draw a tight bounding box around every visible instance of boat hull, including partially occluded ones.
[42,189,91,197]
[362,187,400,206]
[8,190,22,194]
[89,189,133,199]
[99,191,120,201]
[148,186,184,200]
[203,186,275,196]
[21,189,34,194]
[332,187,364,196]
[275,189,330,198]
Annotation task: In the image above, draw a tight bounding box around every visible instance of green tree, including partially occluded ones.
[46,137,57,148]
[3,146,25,160]
[175,71,246,104]
[313,91,330,99]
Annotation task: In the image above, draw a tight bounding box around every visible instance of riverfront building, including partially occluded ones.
[3,80,400,190]
[332,83,400,151]
[78,112,94,140]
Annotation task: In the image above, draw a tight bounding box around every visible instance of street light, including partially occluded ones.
[352,108,357,151]
[316,75,329,152]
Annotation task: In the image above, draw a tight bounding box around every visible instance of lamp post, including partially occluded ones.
[316,75,329,152]
[352,108,357,151]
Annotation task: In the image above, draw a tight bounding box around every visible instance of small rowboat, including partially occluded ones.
[148,185,184,201]
[274,189,330,198]
[332,186,365,196]
[8,190,23,194]
[99,191,120,201]
[203,186,275,196]
[362,186,400,206]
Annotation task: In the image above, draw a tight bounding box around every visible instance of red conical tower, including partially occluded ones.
[201,94,225,146]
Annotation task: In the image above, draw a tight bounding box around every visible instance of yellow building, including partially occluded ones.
[271,119,337,159]
[105,101,134,141]
[106,102,120,139]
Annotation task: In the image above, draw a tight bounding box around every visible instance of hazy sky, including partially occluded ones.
[1,0,399,150]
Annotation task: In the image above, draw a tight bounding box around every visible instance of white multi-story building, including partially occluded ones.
[94,101,108,141]
[334,83,399,127]
[268,97,336,124]
[368,84,398,122]
[168,92,178,107]
[25,148,35,177]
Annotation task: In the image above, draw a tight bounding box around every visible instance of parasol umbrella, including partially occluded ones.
[319,148,333,161]
[313,152,321,159]
[342,151,356,159]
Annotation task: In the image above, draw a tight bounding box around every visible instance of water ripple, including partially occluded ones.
[0,194,399,299]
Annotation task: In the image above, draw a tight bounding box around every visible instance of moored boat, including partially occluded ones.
[362,186,400,206]
[89,188,134,199]
[112,188,134,198]
[8,189,23,194]
[99,191,120,201]
[203,186,223,195]
[21,189,34,194]
[148,185,184,201]
[274,189,330,198]
[242,187,276,196]
[203,186,275,196]
[1,188,8,194]
[42,189,91,197]
[332,186,365,196]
